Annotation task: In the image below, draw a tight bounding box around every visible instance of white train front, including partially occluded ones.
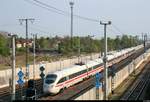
[43,45,143,94]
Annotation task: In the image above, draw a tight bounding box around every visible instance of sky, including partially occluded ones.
[0,0,150,39]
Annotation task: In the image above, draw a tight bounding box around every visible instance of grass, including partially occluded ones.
[0,64,11,70]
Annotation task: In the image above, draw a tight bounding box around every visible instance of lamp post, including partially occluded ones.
[69,1,74,49]
[100,21,111,100]
[30,34,37,81]
[10,34,17,101]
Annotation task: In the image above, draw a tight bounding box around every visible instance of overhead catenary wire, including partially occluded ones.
[0,24,18,27]
[1,24,50,38]
[33,0,69,14]
[0,23,53,36]
[107,27,120,36]
[33,0,100,22]
[111,24,125,35]
[23,0,99,22]
[23,0,68,16]
[21,24,51,35]
[1,0,126,39]
[23,0,127,36]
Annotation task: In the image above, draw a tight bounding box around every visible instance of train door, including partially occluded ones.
[65,76,70,88]
[57,77,67,90]
[86,65,89,77]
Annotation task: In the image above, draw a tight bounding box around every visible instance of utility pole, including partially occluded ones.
[19,18,35,81]
[32,34,36,80]
[100,21,111,100]
[69,2,74,48]
[11,35,16,101]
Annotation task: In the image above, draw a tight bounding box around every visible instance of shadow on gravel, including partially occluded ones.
[145,82,150,100]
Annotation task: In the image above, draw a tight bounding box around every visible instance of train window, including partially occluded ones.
[80,70,83,74]
[69,74,72,79]
[69,69,87,79]
[46,74,57,79]
[93,66,97,69]
[76,71,81,76]
[45,79,55,84]
[69,72,78,79]
[72,73,76,78]
[78,71,82,76]
[94,64,103,69]
[45,74,57,84]
[57,77,66,84]
[82,69,87,74]
[88,67,92,71]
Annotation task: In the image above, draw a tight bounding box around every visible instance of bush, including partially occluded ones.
[0,47,10,57]
[16,47,26,52]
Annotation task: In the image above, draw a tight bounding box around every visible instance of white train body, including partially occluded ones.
[43,45,143,94]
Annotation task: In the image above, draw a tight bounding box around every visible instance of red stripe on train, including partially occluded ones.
[56,66,103,87]
[56,54,129,87]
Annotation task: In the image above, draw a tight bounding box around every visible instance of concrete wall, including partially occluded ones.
[75,49,150,100]
[75,88,104,100]
[0,53,100,88]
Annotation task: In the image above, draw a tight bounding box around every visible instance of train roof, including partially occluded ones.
[49,64,86,78]
[46,45,143,79]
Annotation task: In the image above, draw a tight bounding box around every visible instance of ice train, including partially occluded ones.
[43,45,143,94]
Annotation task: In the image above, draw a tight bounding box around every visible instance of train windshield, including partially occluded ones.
[45,74,57,84]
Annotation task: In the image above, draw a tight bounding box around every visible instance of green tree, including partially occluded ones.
[121,35,130,48]
[38,37,49,49]
[114,36,121,50]
[0,35,10,56]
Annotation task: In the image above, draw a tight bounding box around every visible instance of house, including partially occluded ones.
[16,39,33,48]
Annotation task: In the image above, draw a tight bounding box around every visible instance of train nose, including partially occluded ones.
[43,84,55,93]
[43,84,49,93]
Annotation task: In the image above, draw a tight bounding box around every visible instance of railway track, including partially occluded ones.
[38,47,149,100]
[39,75,95,100]
[70,48,149,100]
[121,62,150,100]
[0,79,42,101]
[0,46,149,101]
